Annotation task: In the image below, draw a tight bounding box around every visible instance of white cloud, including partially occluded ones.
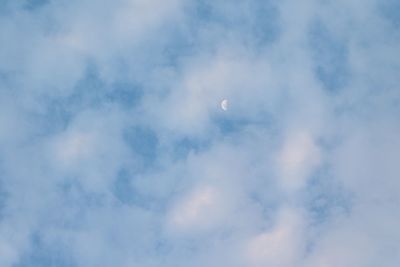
[244,207,305,267]
[46,108,131,192]
[277,131,321,192]
[168,186,225,232]
[0,241,18,267]
[53,131,95,165]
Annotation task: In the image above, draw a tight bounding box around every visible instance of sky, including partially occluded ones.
[0,0,400,266]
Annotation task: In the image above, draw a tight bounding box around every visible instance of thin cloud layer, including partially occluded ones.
[0,0,399,266]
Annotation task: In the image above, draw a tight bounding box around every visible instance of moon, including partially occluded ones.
[221,99,228,111]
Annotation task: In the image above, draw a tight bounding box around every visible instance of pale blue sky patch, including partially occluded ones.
[305,167,353,226]
[123,126,159,167]
[171,136,212,161]
[112,169,154,209]
[13,231,77,267]
[309,20,350,93]
[0,1,400,266]
[23,0,49,11]
[379,0,400,30]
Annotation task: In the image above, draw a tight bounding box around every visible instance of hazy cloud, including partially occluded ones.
[0,0,399,266]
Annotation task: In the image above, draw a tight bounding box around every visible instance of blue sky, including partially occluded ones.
[0,0,400,266]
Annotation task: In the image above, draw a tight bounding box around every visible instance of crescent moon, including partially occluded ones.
[221,99,228,111]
